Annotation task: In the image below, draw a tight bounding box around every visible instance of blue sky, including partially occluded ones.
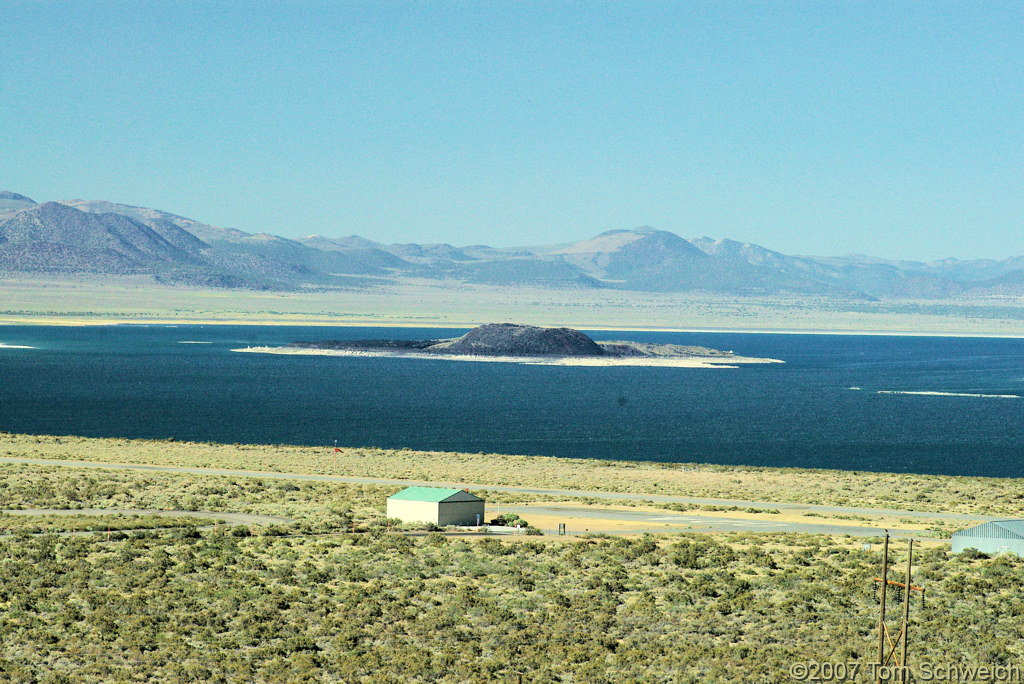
[3,1,1023,260]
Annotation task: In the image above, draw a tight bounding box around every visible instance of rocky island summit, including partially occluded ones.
[237,324,782,368]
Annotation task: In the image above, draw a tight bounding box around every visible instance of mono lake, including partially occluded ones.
[1,324,1023,477]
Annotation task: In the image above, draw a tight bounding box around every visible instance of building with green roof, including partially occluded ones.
[386,486,485,526]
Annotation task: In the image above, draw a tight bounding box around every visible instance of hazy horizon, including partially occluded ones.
[4,2,1023,261]
[7,187,1024,264]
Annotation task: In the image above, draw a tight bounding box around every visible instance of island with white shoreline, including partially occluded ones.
[233,323,784,368]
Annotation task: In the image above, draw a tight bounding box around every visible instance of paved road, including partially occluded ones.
[0,456,994,537]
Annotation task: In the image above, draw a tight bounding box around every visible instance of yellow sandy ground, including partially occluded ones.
[497,502,939,537]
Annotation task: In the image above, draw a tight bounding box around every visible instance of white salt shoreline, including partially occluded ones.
[878,390,1019,399]
[231,346,783,368]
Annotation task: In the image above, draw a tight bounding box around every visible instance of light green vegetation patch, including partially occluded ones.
[0,530,1021,682]
[1,442,1021,681]
[0,463,396,535]
[0,459,558,512]
[7,433,1024,517]
[0,513,213,535]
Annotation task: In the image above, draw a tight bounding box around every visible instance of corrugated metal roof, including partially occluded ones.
[387,486,481,503]
[952,520,1024,541]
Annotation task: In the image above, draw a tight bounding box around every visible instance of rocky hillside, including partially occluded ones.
[0,199,384,289]
[5,189,1024,298]
[291,324,738,359]
[432,323,606,357]
[0,202,202,275]
[0,191,37,213]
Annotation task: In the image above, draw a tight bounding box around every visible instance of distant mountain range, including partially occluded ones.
[2,189,1023,299]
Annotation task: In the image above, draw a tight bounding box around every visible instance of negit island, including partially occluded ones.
[235,323,783,368]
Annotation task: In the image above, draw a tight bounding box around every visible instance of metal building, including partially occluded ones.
[386,487,486,527]
[951,520,1024,557]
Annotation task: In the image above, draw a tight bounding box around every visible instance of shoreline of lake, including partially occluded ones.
[232,345,785,368]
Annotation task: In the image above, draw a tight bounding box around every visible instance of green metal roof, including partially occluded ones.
[388,486,470,503]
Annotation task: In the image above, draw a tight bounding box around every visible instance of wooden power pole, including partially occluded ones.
[876,531,889,678]
[900,539,913,676]
[873,533,923,683]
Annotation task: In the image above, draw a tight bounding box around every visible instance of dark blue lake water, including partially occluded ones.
[1,325,1023,477]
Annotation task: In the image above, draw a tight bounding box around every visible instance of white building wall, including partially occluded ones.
[386,498,486,526]
[386,499,440,525]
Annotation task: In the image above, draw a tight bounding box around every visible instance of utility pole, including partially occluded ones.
[900,539,913,678]
[876,531,889,680]
[873,534,923,683]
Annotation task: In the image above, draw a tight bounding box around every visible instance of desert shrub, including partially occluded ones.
[489,513,528,527]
